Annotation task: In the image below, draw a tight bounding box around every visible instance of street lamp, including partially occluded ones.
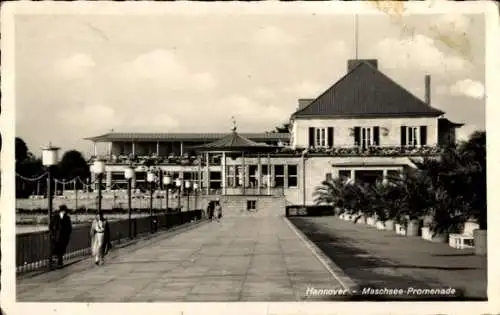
[124,166,135,239]
[175,178,182,211]
[163,174,172,213]
[185,180,191,211]
[193,182,199,210]
[92,159,106,216]
[147,170,156,233]
[42,143,60,268]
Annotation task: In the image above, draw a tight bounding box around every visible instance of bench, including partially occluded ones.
[449,221,479,249]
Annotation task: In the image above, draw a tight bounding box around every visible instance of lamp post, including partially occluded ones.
[193,182,199,210]
[42,143,60,267]
[92,159,106,216]
[163,174,172,213]
[185,180,191,212]
[147,170,156,233]
[175,178,182,212]
[124,166,135,239]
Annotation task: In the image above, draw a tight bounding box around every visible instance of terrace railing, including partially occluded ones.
[16,210,203,274]
[89,146,444,165]
[276,145,444,157]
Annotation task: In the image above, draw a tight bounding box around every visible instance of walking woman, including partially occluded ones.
[90,212,111,265]
[214,200,222,223]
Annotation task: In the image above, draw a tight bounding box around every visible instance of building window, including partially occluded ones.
[401,126,427,147]
[287,165,298,188]
[309,127,333,148]
[338,170,351,182]
[247,200,257,211]
[275,165,284,187]
[248,165,258,188]
[261,165,270,187]
[407,126,419,146]
[227,166,236,187]
[209,171,221,189]
[354,126,380,149]
[325,173,332,181]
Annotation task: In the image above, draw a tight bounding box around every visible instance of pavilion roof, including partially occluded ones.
[188,128,278,153]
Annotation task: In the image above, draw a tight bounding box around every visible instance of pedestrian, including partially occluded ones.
[208,201,215,221]
[214,200,222,223]
[90,212,111,265]
[49,204,72,268]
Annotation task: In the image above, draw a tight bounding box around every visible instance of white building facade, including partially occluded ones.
[86,59,462,207]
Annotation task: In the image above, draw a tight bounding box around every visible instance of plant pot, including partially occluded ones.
[406,220,420,237]
[395,223,406,235]
[375,221,385,230]
[367,216,376,226]
[385,220,395,231]
[421,227,448,243]
[474,229,487,256]
[356,215,367,224]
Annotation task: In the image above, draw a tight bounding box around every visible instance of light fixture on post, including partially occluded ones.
[124,166,135,239]
[193,182,199,211]
[175,178,182,212]
[42,143,60,268]
[163,173,172,215]
[92,158,106,217]
[146,169,156,233]
[185,180,191,211]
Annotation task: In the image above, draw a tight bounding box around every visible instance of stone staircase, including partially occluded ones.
[199,195,286,217]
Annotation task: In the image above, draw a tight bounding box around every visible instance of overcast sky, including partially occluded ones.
[14,12,485,157]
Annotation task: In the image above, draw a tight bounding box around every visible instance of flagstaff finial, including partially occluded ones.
[231,116,237,133]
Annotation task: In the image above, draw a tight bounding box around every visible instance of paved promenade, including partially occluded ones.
[17,216,347,302]
[290,217,487,300]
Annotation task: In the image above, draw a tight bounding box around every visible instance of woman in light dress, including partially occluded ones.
[213,201,222,223]
[90,212,111,265]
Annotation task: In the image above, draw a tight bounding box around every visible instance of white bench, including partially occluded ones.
[449,221,479,249]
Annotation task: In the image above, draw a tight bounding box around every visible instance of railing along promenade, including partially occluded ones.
[87,146,444,165]
[16,210,203,274]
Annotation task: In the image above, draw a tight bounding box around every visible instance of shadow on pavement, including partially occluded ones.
[289,217,484,301]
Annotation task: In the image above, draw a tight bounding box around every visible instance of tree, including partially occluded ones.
[58,150,91,181]
[15,137,29,162]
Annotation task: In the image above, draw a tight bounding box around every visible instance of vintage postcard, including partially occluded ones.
[1,1,498,315]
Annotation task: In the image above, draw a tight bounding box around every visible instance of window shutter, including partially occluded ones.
[400,126,406,146]
[327,127,334,147]
[420,126,427,146]
[308,127,315,148]
[373,126,380,146]
[354,127,361,146]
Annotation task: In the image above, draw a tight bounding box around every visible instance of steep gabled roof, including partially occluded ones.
[292,61,444,119]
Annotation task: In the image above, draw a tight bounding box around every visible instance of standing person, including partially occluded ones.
[90,212,111,265]
[49,205,72,268]
[209,201,215,221]
[214,200,222,223]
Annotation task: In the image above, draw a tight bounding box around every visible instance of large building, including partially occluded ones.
[85,59,462,206]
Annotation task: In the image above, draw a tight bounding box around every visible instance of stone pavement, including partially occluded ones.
[17,216,348,302]
[290,216,487,300]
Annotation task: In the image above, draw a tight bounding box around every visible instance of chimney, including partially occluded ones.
[297,99,314,111]
[347,59,378,72]
[425,75,431,105]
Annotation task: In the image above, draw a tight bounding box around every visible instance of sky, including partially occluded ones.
[14,12,485,157]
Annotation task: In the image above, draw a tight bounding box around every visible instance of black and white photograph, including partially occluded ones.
[0,1,498,314]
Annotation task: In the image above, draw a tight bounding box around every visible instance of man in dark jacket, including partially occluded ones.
[49,205,73,267]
